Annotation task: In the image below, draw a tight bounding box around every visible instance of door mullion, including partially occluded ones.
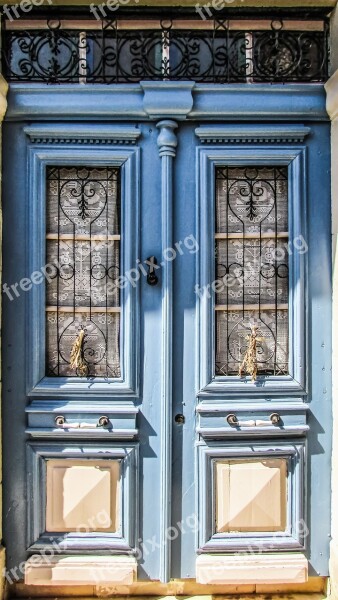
[156,120,178,583]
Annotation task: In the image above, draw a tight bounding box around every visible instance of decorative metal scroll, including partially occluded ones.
[46,166,121,378]
[2,16,328,84]
[215,166,289,377]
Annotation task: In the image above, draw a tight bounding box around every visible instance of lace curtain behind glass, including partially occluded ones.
[215,166,289,377]
[46,166,121,378]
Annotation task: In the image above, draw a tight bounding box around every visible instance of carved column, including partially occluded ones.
[156,119,178,583]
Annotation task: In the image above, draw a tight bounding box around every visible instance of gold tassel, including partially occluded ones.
[70,330,88,377]
[239,324,263,381]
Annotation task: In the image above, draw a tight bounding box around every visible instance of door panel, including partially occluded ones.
[45,459,120,533]
[26,442,137,553]
[215,458,288,533]
[197,440,305,553]
[2,119,331,583]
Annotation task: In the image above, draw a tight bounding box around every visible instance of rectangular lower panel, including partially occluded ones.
[196,553,308,584]
[25,555,137,586]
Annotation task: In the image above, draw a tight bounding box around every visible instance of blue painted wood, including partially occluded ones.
[5,83,328,122]
[174,123,331,578]
[196,146,307,397]
[190,84,328,121]
[26,442,138,553]
[195,124,311,144]
[24,124,142,145]
[197,440,306,552]
[142,82,195,120]
[26,400,138,439]
[305,123,332,576]
[25,144,140,397]
[170,123,199,579]
[156,120,178,582]
[197,402,309,438]
[1,84,332,583]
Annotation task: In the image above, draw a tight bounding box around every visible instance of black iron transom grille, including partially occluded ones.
[46,166,121,379]
[2,16,329,84]
[215,166,289,378]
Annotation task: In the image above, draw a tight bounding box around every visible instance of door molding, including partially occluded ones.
[26,442,138,554]
[25,144,140,397]
[24,124,142,145]
[195,146,307,396]
[197,440,306,552]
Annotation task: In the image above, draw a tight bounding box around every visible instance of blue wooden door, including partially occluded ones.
[1,108,331,583]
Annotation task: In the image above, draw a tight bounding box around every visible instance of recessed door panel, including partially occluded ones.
[215,458,287,533]
[46,459,120,533]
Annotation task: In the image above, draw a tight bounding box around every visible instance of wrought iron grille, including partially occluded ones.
[2,16,329,84]
[215,166,289,377]
[46,166,121,378]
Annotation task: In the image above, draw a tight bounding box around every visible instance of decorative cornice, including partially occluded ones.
[6,83,328,123]
[141,81,195,120]
[325,68,338,121]
[24,124,141,145]
[157,120,178,158]
[195,124,311,144]
[191,84,327,121]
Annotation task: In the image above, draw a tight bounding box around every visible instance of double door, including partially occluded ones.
[2,116,331,583]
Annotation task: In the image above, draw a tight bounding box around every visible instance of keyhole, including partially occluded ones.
[175,414,185,425]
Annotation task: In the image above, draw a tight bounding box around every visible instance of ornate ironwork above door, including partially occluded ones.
[1,15,329,84]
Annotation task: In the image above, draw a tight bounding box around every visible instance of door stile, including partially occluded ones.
[157,120,178,582]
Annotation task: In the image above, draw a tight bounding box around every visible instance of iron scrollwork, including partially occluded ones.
[46,166,121,378]
[2,16,329,84]
[215,166,289,378]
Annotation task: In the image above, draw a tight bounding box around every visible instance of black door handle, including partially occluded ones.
[146,256,159,286]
